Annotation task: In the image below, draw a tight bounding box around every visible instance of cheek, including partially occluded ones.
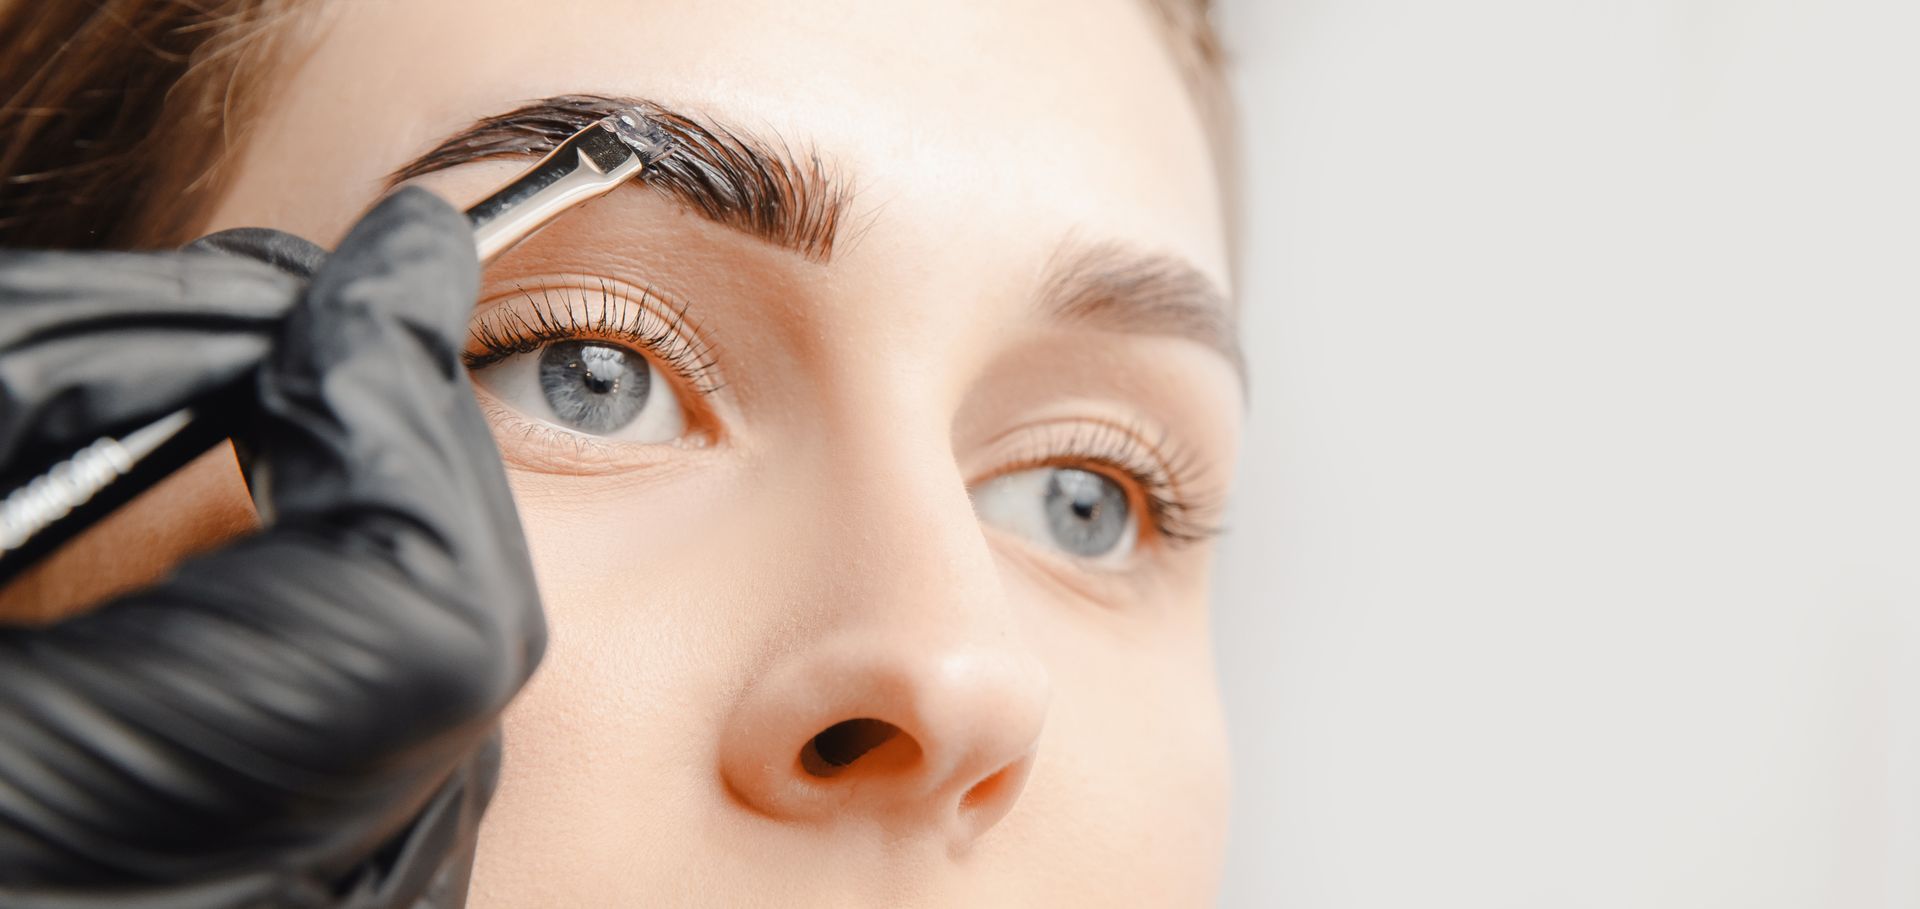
[1050,673,1230,901]
[470,472,730,900]
[1002,596,1232,898]
[472,463,794,895]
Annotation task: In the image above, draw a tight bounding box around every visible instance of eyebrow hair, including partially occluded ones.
[393,95,1241,390]
[388,94,852,261]
[1039,241,1244,387]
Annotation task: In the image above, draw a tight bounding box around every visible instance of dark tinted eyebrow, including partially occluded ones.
[388,94,852,261]
[1039,241,1244,387]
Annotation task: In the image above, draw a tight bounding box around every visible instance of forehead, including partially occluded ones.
[216,0,1227,285]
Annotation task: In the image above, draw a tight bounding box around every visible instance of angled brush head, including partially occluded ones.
[601,108,675,169]
[465,108,676,263]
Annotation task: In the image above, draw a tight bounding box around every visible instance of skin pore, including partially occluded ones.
[31,0,1242,903]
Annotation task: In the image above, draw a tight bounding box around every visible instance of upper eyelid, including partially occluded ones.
[465,277,725,394]
[469,277,700,345]
[974,418,1182,486]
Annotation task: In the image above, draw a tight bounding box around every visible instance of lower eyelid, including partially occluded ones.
[981,516,1166,605]
[471,390,714,476]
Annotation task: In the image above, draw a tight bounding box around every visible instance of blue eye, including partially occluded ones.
[973,466,1137,560]
[471,339,687,442]
[538,341,651,433]
[1042,468,1131,556]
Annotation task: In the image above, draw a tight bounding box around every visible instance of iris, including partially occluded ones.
[1042,468,1130,557]
[537,340,651,433]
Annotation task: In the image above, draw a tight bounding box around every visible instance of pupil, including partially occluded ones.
[582,369,616,395]
[537,340,651,434]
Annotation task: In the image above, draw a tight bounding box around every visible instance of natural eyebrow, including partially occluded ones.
[1039,242,1244,387]
[387,94,852,262]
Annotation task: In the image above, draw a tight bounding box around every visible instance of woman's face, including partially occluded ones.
[199,0,1241,903]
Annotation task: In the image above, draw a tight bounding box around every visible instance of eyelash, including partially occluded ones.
[995,421,1220,549]
[463,281,722,395]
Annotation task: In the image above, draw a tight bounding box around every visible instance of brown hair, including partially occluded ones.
[0,0,304,251]
[0,1,1229,253]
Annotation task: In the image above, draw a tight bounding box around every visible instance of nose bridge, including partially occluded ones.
[813,388,994,609]
[796,400,1036,696]
[717,403,1051,847]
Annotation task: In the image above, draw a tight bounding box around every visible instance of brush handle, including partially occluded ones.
[0,406,230,587]
[465,121,644,263]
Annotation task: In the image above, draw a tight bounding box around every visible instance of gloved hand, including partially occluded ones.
[0,187,545,908]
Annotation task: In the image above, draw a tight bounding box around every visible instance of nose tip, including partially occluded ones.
[719,645,1049,846]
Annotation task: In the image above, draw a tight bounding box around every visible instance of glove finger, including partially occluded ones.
[247,185,540,666]
[186,227,326,280]
[0,249,296,466]
[0,188,543,891]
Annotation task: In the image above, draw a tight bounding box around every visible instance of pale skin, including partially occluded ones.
[12,0,1242,904]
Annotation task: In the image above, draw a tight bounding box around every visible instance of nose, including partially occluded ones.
[716,397,1052,848]
[719,626,1049,847]
[713,439,1054,852]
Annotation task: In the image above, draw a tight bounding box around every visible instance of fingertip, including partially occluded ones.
[186,228,327,279]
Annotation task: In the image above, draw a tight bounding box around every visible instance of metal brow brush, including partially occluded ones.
[0,109,674,584]
[465,107,673,260]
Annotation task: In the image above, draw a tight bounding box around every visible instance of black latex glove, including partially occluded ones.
[0,188,545,908]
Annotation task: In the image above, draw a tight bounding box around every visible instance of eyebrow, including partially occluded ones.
[1039,241,1245,387]
[394,95,1242,387]
[388,94,852,261]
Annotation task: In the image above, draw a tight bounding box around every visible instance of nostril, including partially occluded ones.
[960,764,1014,810]
[801,718,901,777]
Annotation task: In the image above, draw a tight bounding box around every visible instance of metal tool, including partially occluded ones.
[0,109,674,582]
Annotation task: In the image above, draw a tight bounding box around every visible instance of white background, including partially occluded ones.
[1208,1,1919,906]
